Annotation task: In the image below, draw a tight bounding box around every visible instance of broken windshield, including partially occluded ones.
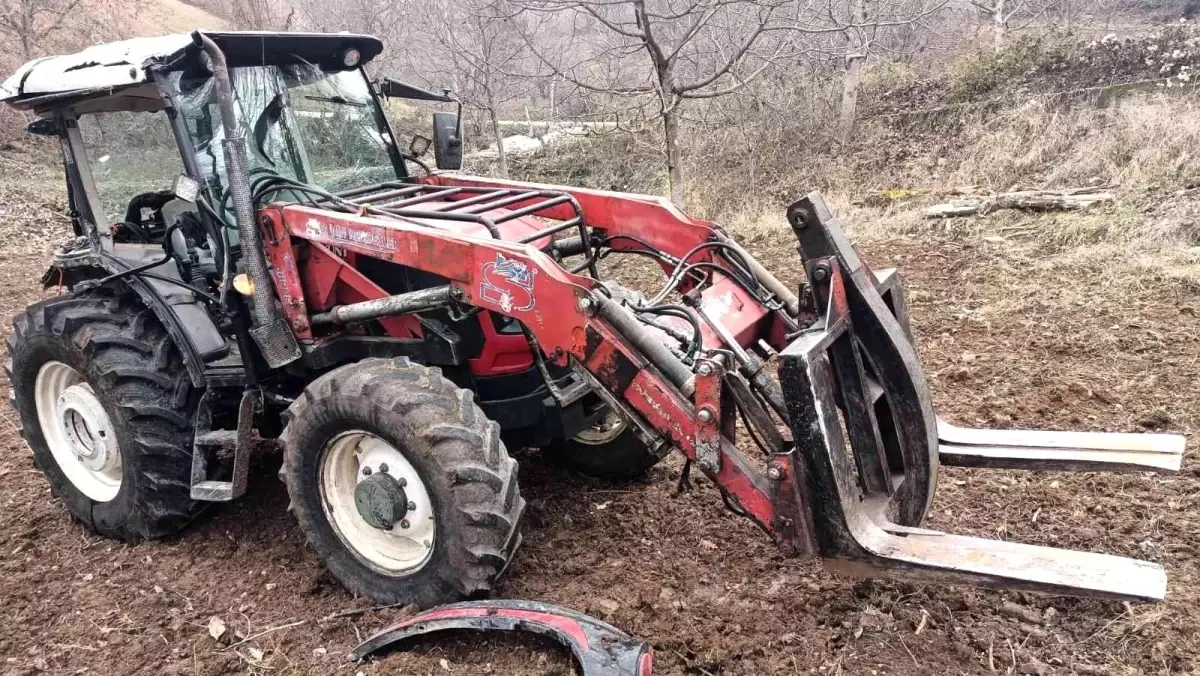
[172,63,400,209]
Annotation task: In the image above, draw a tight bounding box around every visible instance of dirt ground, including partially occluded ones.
[0,168,1197,675]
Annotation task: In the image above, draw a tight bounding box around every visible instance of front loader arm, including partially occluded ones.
[263,203,782,533]
[263,184,1183,604]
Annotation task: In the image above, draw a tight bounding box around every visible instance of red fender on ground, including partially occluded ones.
[348,600,653,675]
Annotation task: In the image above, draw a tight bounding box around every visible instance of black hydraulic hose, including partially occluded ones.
[634,303,702,360]
[596,295,693,393]
[136,272,220,304]
[98,224,183,286]
[96,224,220,305]
[196,196,230,303]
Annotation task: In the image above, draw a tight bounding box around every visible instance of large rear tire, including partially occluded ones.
[6,287,204,541]
[280,357,524,607]
[542,411,664,480]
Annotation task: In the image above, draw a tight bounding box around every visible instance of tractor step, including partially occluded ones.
[189,389,257,502]
[937,419,1184,473]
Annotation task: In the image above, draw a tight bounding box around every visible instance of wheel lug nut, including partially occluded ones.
[407,501,416,511]
[399,519,410,529]
[398,477,407,487]
[362,466,372,476]
[379,463,388,473]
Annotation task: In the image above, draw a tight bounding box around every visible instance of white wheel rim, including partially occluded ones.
[573,411,626,445]
[34,361,122,502]
[319,431,435,574]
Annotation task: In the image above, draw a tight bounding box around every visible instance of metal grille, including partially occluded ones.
[249,318,302,368]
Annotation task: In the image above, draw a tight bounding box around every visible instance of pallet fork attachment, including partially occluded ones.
[776,194,1183,603]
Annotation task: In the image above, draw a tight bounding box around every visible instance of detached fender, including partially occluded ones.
[42,251,224,389]
[348,600,653,675]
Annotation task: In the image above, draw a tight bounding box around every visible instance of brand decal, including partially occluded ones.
[480,254,537,313]
[305,218,397,252]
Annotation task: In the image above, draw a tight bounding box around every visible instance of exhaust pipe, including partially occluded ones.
[191,32,300,368]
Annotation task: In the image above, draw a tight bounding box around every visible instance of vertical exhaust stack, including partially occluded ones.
[191,32,300,368]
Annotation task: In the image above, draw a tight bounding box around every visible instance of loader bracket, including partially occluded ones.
[775,192,1179,602]
[348,600,653,675]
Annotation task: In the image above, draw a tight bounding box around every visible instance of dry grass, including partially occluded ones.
[677,89,1200,297]
[945,91,1200,192]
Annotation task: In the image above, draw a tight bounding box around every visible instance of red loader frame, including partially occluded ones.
[260,174,1183,603]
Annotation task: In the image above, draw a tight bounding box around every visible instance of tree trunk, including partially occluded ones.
[662,108,685,207]
[489,105,508,178]
[993,0,1007,52]
[837,54,865,148]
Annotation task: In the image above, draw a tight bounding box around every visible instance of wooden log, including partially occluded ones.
[924,190,1114,218]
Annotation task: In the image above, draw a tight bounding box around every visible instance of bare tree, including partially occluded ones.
[229,0,296,30]
[971,0,1060,52]
[419,0,534,177]
[0,0,83,61]
[511,0,818,205]
[511,0,945,205]
[831,0,948,146]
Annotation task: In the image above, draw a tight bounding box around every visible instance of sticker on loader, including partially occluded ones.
[480,253,537,313]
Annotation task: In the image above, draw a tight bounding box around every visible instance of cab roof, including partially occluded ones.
[0,31,384,111]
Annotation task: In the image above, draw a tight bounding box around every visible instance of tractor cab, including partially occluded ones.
[1,32,460,247]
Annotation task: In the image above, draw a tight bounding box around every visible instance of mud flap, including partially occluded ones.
[776,193,1183,602]
[348,600,654,675]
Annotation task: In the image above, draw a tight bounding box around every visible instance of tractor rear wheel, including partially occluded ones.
[543,410,665,480]
[6,287,204,541]
[280,357,524,607]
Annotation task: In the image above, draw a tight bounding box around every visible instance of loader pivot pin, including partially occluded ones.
[354,473,410,530]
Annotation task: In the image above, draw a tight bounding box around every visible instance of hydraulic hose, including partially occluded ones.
[595,295,694,395]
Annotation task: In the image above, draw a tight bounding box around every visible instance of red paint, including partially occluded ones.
[469,313,535,375]
[259,179,789,538]
[276,204,593,365]
[424,174,717,257]
[637,650,654,675]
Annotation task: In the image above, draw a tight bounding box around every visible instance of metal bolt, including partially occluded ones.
[697,363,713,376]
[577,297,593,314]
[790,209,810,229]
[812,265,829,282]
[398,477,407,487]
[379,463,389,473]
[767,463,785,481]
[407,501,416,511]
[362,466,372,476]
[399,519,410,529]
[697,408,715,424]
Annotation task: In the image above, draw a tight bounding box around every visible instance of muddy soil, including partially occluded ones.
[0,172,1196,675]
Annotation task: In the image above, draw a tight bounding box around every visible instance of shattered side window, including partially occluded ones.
[78,111,184,226]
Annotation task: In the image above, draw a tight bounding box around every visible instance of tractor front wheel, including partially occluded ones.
[280,358,524,607]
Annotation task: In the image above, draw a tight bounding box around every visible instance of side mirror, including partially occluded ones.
[432,112,462,171]
[409,135,431,158]
[173,174,201,203]
[26,118,57,137]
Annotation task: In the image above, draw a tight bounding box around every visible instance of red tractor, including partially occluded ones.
[0,31,1184,607]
